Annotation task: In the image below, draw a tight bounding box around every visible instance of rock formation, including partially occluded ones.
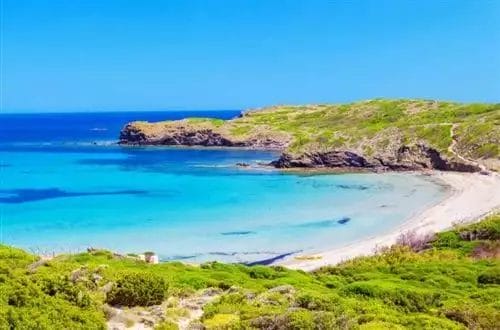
[118,100,499,173]
[271,145,481,172]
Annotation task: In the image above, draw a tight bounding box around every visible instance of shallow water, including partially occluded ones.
[0,112,448,263]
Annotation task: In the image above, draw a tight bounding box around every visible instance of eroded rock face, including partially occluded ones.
[119,123,288,149]
[389,144,480,172]
[272,144,481,172]
[119,125,237,146]
[119,123,481,173]
[119,124,149,144]
[271,151,372,168]
[156,129,239,147]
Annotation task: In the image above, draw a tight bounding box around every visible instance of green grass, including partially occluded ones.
[455,121,500,159]
[143,99,499,165]
[127,100,499,171]
[185,118,225,127]
[1,214,499,329]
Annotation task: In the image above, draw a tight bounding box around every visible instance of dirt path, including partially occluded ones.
[106,288,220,330]
[448,123,487,172]
[176,290,220,329]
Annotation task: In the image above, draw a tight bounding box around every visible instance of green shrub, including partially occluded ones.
[360,321,405,329]
[313,311,352,329]
[476,143,499,158]
[345,281,441,312]
[295,292,341,312]
[457,215,500,241]
[246,266,277,279]
[106,272,167,306]
[250,314,287,329]
[286,310,315,329]
[442,304,500,329]
[155,320,179,330]
[39,276,93,308]
[432,231,462,249]
[6,284,33,307]
[477,268,500,285]
[251,310,318,330]
[204,313,241,329]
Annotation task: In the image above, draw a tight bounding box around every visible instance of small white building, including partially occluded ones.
[147,254,159,264]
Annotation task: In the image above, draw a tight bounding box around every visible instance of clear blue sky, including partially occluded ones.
[2,0,499,112]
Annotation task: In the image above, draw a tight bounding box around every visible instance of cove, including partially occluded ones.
[0,145,447,263]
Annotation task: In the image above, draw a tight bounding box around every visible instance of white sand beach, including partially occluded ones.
[280,171,500,271]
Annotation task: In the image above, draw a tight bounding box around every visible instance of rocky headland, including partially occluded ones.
[119,99,499,172]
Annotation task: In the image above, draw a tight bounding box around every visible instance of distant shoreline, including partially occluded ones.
[279,171,500,271]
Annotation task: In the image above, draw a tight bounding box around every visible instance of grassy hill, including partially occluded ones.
[1,214,499,329]
[120,99,500,171]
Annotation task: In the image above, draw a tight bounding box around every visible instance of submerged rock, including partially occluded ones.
[221,230,255,236]
[337,217,351,224]
[236,162,250,167]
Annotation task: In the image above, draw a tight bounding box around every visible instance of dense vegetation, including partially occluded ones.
[1,214,499,329]
[106,272,167,307]
[126,100,500,171]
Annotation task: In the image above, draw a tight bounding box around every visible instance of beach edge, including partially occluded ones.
[279,171,500,271]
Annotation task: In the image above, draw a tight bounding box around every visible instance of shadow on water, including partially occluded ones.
[0,188,148,204]
[294,217,351,228]
[246,251,299,266]
[220,231,256,236]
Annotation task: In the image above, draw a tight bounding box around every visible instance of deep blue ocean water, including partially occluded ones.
[0,111,447,263]
[0,110,239,144]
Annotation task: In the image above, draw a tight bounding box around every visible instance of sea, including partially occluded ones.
[0,111,448,263]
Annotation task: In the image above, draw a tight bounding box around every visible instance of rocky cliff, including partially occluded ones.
[271,145,481,172]
[119,100,499,172]
[119,119,291,149]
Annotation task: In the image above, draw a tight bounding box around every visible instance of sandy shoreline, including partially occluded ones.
[278,171,500,271]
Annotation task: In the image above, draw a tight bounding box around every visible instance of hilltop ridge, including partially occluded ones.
[120,99,500,172]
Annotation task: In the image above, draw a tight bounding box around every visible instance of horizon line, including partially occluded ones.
[0,108,243,115]
[2,97,499,114]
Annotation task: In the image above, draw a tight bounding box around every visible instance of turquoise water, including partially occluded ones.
[0,145,448,263]
[0,111,448,263]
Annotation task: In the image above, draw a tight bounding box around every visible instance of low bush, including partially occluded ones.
[106,272,167,306]
[457,215,500,241]
[295,292,341,312]
[396,230,434,252]
[477,268,500,285]
[432,231,462,249]
[39,276,93,307]
[286,310,315,329]
[442,304,500,329]
[155,320,179,330]
[344,281,442,312]
[246,266,278,279]
[203,313,241,329]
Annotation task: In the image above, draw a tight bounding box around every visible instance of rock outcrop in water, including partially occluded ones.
[271,145,481,172]
[119,100,499,173]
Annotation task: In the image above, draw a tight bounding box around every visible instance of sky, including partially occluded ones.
[1,0,499,112]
